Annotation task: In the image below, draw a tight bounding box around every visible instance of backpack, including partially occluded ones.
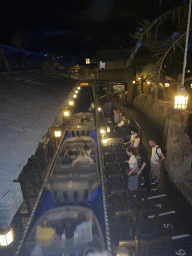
[156,146,167,159]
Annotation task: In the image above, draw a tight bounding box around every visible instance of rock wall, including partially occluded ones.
[165,113,192,183]
[133,94,171,128]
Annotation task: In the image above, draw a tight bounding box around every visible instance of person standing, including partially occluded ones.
[125,148,139,191]
[124,128,140,151]
[149,140,165,183]
[137,148,151,193]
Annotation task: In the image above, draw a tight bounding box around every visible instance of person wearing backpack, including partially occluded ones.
[149,140,165,183]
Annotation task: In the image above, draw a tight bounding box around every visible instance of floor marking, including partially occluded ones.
[172,234,190,240]
[148,215,155,218]
[148,194,166,199]
[141,182,155,185]
[159,210,176,216]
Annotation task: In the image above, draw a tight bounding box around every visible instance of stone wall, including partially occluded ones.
[133,94,170,128]
[165,112,192,182]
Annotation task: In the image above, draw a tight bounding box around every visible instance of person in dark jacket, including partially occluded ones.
[137,148,151,193]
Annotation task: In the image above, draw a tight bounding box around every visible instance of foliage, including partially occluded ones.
[127,3,191,82]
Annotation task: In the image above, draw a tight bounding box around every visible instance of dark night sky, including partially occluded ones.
[1,0,184,55]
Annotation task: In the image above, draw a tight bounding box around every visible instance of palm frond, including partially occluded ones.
[127,4,189,67]
[157,28,192,81]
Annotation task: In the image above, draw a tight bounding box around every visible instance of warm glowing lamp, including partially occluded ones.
[86,58,90,64]
[107,126,110,133]
[100,128,106,134]
[64,110,70,117]
[77,87,80,90]
[69,100,74,106]
[174,0,191,110]
[73,94,77,98]
[164,83,170,88]
[174,87,189,110]
[191,83,192,88]
[147,81,150,85]
[138,77,141,80]
[54,130,61,138]
[98,107,102,112]
[0,227,14,246]
[133,80,136,84]
[75,90,78,94]
[102,137,108,144]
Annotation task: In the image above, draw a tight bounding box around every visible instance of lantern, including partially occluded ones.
[174,87,189,110]
[0,227,14,246]
[164,83,170,88]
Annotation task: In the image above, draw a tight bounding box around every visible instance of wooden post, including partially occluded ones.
[141,75,144,94]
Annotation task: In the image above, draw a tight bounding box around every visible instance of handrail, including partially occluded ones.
[92,82,112,254]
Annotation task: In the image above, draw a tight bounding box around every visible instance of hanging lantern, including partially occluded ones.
[164,83,170,88]
[147,81,150,85]
[174,87,189,110]
[0,227,14,246]
[54,130,61,138]
[191,83,192,88]
[132,80,136,84]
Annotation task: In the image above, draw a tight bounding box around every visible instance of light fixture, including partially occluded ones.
[102,137,108,144]
[100,128,106,134]
[86,58,90,64]
[98,107,102,112]
[174,0,191,110]
[191,83,192,88]
[54,128,61,138]
[164,83,170,88]
[147,81,150,85]
[75,90,78,94]
[69,100,74,106]
[80,82,89,86]
[138,77,141,80]
[133,80,136,84]
[174,88,189,110]
[64,110,70,117]
[77,87,80,90]
[107,126,110,133]
[0,227,14,246]
[73,94,77,98]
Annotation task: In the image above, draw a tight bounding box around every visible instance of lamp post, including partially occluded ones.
[174,0,191,110]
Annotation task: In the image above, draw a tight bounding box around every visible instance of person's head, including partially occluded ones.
[126,147,137,156]
[131,128,138,135]
[113,110,116,114]
[84,144,91,155]
[122,116,126,120]
[80,149,86,156]
[41,217,49,227]
[149,140,157,147]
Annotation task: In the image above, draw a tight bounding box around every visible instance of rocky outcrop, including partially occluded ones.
[165,113,192,183]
